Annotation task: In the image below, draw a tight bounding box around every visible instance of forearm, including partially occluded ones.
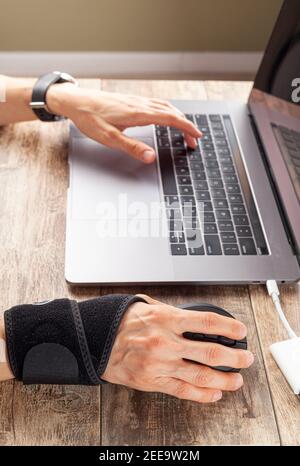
[0,315,14,381]
[0,75,37,125]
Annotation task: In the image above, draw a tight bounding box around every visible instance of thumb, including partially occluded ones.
[117,133,156,164]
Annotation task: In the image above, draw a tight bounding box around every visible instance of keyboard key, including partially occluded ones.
[171,244,187,255]
[174,157,188,167]
[176,166,189,175]
[169,219,183,231]
[173,148,187,157]
[196,191,211,201]
[158,149,178,195]
[236,226,252,236]
[239,238,257,255]
[211,188,226,198]
[231,204,246,214]
[233,215,249,226]
[188,153,202,161]
[179,185,194,196]
[197,201,213,211]
[205,160,219,169]
[170,231,185,243]
[216,209,231,220]
[195,114,208,126]
[177,175,192,185]
[189,246,205,255]
[218,221,234,231]
[156,128,168,137]
[191,171,206,181]
[219,157,233,165]
[202,134,212,142]
[228,194,243,203]
[203,151,216,160]
[224,244,240,255]
[204,223,217,234]
[190,161,204,171]
[166,209,182,220]
[205,235,222,255]
[207,168,221,179]
[226,183,240,193]
[182,206,197,218]
[221,232,237,243]
[209,179,224,189]
[193,180,208,190]
[181,195,196,206]
[158,137,171,148]
[203,212,216,223]
[221,165,235,173]
[213,130,225,138]
[215,140,228,147]
[209,114,222,122]
[224,174,238,183]
[213,199,229,209]
[184,217,199,229]
[202,143,214,151]
[164,195,180,207]
[211,122,223,130]
[217,148,230,156]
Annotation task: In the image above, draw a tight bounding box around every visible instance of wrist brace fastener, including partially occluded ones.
[4,294,145,385]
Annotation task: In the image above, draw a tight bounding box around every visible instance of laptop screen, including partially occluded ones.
[249,0,300,254]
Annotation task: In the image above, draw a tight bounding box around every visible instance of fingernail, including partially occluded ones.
[142,150,155,162]
[212,391,222,402]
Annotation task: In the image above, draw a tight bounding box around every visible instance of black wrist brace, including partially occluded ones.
[4,294,145,385]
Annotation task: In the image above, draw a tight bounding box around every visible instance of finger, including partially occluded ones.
[174,309,247,340]
[135,110,202,139]
[116,132,156,163]
[178,340,254,369]
[98,121,156,163]
[161,378,222,403]
[174,361,244,391]
[184,132,198,149]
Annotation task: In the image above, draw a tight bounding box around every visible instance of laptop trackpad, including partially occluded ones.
[70,136,161,220]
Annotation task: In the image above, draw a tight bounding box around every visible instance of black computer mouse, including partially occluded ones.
[179,303,247,373]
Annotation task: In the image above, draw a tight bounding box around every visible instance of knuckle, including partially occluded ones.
[146,333,164,351]
[193,367,212,387]
[202,312,219,330]
[174,381,190,400]
[205,344,221,364]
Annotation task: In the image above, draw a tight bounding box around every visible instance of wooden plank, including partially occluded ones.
[100,80,279,445]
[250,284,300,445]
[0,79,101,445]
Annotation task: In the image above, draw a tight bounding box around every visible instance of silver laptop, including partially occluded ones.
[65,0,300,285]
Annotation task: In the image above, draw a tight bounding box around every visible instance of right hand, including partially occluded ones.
[102,295,254,403]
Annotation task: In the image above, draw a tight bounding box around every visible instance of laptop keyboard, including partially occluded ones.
[156,114,259,256]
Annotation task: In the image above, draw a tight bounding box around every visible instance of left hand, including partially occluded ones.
[47,83,202,163]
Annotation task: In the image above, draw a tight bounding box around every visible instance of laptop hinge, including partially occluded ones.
[248,112,299,264]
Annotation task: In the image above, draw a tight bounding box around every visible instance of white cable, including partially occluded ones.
[266,279,297,339]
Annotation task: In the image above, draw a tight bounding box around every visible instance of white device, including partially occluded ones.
[270,338,300,395]
[0,338,7,364]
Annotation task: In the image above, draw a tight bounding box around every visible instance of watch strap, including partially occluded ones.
[30,72,76,122]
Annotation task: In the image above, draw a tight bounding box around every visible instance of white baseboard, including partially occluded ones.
[0,51,262,80]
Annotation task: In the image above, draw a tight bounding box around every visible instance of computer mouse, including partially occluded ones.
[179,303,247,372]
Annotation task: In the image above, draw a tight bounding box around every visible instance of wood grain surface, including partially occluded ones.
[0,78,299,445]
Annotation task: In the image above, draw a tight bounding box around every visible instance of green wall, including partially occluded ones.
[0,0,283,52]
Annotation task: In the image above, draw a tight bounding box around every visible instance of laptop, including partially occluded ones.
[65,0,300,285]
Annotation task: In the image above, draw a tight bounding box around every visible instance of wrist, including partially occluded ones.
[46,82,79,118]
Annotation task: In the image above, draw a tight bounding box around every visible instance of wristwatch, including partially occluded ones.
[30,71,78,122]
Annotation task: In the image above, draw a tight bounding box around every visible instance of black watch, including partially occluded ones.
[30,71,78,122]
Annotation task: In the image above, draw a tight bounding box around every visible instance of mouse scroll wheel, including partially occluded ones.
[217,336,236,347]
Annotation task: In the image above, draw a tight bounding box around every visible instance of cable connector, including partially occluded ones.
[266,280,297,339]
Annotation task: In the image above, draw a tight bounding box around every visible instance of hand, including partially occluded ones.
[47,83,202,163]
[102,295,254,403]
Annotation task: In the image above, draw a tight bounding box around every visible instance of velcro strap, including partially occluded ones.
[4,294,145,385]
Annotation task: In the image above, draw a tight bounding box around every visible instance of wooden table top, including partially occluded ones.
[0,79,299,446]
